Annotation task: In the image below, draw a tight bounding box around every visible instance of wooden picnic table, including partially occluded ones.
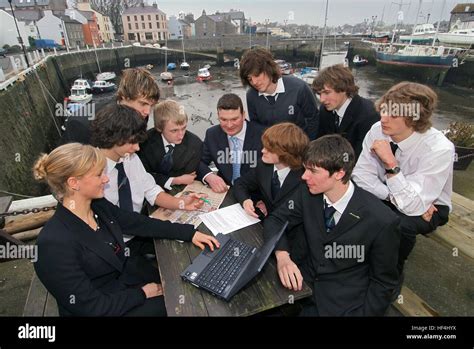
[153,189,312,316]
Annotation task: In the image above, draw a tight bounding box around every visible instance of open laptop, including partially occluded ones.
[181,221,288,301]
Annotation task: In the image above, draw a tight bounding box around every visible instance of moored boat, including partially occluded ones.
[92,80,116,93]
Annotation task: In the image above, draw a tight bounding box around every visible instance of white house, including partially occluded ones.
[0,9,31,48]
[36,10,66,45]
[168,15,182,39]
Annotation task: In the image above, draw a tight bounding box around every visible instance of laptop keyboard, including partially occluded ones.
[195,239,254,295]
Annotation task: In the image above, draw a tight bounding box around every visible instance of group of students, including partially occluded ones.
[33,47,454,317]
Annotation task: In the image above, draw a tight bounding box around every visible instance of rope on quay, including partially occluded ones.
[33,69,62,137]
[0,189,35,199]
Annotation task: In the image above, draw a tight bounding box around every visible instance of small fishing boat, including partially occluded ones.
[92,80,116,93]
[353,55,369,67]
[160,72,174,81]
[96,71,116,81]
[197,68,211,81]
[68,87,92,104]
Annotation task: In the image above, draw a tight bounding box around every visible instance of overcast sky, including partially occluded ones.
[150,0,460,27]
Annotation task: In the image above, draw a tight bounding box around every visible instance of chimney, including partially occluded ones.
[140,2,145,8]
[152,2,157,9]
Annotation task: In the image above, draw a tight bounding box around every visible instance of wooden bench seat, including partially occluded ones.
[23,272,59,317]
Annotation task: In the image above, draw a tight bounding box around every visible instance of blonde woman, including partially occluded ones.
[33,143,218,316]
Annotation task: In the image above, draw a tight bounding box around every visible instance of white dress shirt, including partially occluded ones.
[104,153,164,213]
[323,180,355,225]
[259,77,285,102]
[352,121,454,216]
[161,133,176,190]
[273,165,291,187]
[334,97,352,126]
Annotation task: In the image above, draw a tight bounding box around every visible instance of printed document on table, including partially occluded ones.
[199,203,260,235]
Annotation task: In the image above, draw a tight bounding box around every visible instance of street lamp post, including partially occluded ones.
[8,0,30,67]
[249,17,252,48]
[265,19,270,49]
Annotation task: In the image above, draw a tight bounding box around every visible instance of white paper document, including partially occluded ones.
[199,203,260,236]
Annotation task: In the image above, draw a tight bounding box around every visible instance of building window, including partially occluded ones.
[148,15,151,20]
[141,15,144,21]
[128,33,135,41]
[149,22,152,29]
[134,15,137,21]
[145,32,153,40]
[142,23,145,29]
[135,23,138,29]
[127,16,130,22]
[128,23,131,30]
[157,22,160,29]
[156,15,159,20]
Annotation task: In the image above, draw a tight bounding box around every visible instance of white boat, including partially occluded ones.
[437,29,474,46]
[203,64,211,70]
[160,36,173,81]
[69,87,92,104]
[92,80,116,93]
[160,72,173,81]
[294,67,318,85]
[353,55,369,67]
[400,23,437,44]
[197,68,211,80]
[96,71,116,81]
[180,35,190,70]
[72,79,92,91]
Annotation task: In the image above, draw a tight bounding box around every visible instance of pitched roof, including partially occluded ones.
[208,14,232,23]
[178,19,190,26]
[55,13,81,24]
[0,0,49,8]
[4,8,41,21]
[451,3,474,14]
[123,5,165,16]
[220,11,245,20]
[78,10,94,20]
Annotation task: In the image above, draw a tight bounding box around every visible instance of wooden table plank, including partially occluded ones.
[155,239,208,316]
[154,189,312,316]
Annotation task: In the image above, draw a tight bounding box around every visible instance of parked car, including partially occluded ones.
[0,48,6,57]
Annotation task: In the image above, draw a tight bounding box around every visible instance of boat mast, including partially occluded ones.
[164,34,168,72]
[318,0,329,69]
[409,0,423,46]
[93,41,101,73]
[432,0,446,47]
[181,34,186,62]
[390,0,404,51]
